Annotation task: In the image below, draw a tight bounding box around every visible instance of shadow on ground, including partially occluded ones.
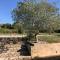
[32,56,60,60]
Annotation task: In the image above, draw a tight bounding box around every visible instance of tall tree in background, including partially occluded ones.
[12,0,60,40]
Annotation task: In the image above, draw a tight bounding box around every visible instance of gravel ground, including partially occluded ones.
[1,42,60,60]
[0,43,31,60]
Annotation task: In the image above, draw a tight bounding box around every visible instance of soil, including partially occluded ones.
[31,42,60,58]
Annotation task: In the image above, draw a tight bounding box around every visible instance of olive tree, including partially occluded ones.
[12,0,60,41]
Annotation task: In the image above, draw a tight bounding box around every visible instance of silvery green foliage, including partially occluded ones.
[12,0,60,34]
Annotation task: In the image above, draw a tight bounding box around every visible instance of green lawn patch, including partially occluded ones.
[37,34,60,43]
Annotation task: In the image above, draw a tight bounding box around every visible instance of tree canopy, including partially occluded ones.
[12,0,60,34]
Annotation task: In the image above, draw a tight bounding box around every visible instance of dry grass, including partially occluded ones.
[37,34,60,43]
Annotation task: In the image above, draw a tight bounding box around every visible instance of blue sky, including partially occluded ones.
[0,0,60,24]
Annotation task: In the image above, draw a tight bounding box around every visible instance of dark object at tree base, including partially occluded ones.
[17,45,31,56]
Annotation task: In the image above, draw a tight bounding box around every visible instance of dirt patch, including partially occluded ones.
[31,43,60,58]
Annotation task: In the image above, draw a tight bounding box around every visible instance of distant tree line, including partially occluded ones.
[0,23,13,29]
